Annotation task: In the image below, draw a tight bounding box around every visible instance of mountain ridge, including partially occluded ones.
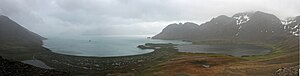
[153,11,297,42]
[152,22,201,40]
[0,15,45,46]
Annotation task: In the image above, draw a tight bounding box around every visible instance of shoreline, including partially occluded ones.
[33,41,297,75]
[36,43,178,75]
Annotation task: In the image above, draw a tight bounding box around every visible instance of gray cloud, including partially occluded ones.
[0,0,299,37]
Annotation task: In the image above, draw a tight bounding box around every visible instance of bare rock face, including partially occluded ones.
[0,15,45,46]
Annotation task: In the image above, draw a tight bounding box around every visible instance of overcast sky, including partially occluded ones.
[0,0,299,37]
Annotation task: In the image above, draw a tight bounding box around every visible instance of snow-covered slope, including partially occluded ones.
[282,16,299,36]
[232,12,254,25]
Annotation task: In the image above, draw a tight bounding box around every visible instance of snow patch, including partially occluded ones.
[281,17,297,25]
[291,25,298,29]
[233,15,250,25]
[233,14,250,36]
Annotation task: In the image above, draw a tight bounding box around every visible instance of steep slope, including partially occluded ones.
[0,15,47,60]
[150,11,299,76]
[197,15,236,40]
[0,15,45,46]
[152,22,201,40]
[232,11,286,42]
[282,16,299,36]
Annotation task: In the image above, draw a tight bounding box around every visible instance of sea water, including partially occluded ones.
[43,35,190,57]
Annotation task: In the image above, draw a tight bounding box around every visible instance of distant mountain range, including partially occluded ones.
[153,11,299,42]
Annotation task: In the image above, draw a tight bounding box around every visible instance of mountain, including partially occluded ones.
[153,11,291,42]
[0,15,68,75]
[197,15,236,40]
[152,22,201,40]
[230,11,286,41]
[0,15,45,46]
[0,15,48,60]
[282,16,299,36]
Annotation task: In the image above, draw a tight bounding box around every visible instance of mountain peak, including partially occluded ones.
[215,15,232,20]
[152,22,200,40]
[216,15,230,18]
[252,11,275,16]
[208,15,234,25]
[232,11,271,18]
[183,22,199,26]
[232,12,253,25]
[232,11,256,17]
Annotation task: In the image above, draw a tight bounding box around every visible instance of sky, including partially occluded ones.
[0,0,299,37]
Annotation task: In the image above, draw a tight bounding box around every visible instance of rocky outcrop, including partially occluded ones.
[0,56,68,76]
[275,65,299,76]
[197,15,236,40]
[229,11,286,42]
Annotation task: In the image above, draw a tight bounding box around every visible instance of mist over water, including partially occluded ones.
[43,35,190,57]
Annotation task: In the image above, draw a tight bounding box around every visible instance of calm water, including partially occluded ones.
[177,44,271,57]
[43,35,190,57]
